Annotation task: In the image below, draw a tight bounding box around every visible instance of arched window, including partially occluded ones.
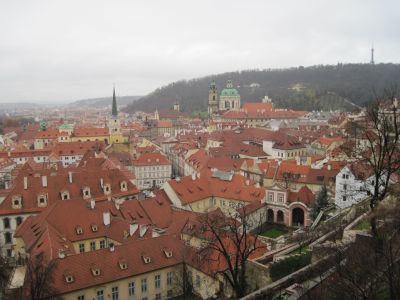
[16,217,23,226]
[5,232,12,244]
[3,218,10,229]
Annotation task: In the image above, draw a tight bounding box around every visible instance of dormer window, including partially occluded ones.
[37,194,48,207]
[120,181,127,192]
[61,190,70,200]
[119,260,128,270]
[65,274,74,283]
[12,195,22,209]
[91,267,101,276]
[75,226,83,235]
[82,187,91,199]
[103,184,111,195]
[91,224,98,232]
[163,248,173,258]
[142,255,151,264]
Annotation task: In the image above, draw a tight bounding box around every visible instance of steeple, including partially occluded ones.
[112,86,118,118]
[370,45,375,64]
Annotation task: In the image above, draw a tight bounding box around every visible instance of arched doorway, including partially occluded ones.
[277,210,284,223]
[267,209,274,222]
[292,207,305,227]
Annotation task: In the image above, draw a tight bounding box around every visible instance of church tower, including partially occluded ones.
[208,80,219,116]
[109,86,123,144]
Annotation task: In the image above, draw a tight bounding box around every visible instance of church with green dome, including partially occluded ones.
[218,79,241,111]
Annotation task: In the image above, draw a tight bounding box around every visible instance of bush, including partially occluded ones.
[269,252,312,281]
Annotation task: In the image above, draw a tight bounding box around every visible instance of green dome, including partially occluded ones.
[59,123,74,130]
[220,88,239,97]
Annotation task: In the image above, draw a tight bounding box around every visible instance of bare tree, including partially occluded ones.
[346,86,400,235]
[23,252,58,300]
[197,207,267,298]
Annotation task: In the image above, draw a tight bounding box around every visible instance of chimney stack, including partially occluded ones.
[42,175,48,187]
[90,199,95,209]
[68,172,73,184]
[23,176,28,190]
[103,211,111,226]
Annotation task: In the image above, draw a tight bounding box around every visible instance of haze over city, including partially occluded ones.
[0,0,399,103]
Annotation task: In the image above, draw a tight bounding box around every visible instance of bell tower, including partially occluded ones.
[208,80,218,116]
[109,86,123,144]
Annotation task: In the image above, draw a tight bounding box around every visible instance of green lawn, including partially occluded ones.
[354,219,370,231]
[260,227,288,239]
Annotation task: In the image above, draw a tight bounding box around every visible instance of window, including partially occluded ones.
[155,274,161,289]
[99,240,106,249]
[268,192,274,202]
[79,243,85,253]
[278,193,284,203]
[90,241,96,251]
[5,232,12,244]
[343,184,347,190]
[16,217,23,226]
[77,295,85,300]
[12,196,22,209]
[96,290,104,300]
[156,293,161,300]
[167,289,173,298]
[167,271,173,286]
[3,218,10,229]
[141,278,147,293]
[128,282,135,296]
[196,274,201,287]
[76,226,83,235]
[61,191,69,200]
[6,249,12,257]
[37,194,47,207]
[342,196,347,201]
[111,287,119,300]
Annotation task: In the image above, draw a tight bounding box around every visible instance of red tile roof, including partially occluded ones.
[167,172,264,205]
[133,152,170,166]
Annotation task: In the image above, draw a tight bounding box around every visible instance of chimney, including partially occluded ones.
[191,173,196,181]
[58,249,65,259]
[42,176,48,187]
[139,224,148,238]
[245,179,250,186]
[197,172,201,179]
[103,211,111,226]
[68,172,73,184]
[100,178,104,188]
[109,243,115,252]
[23,176,28,190]
[90,199,95,209]
[129,223,138,236]
[327,164,332,171]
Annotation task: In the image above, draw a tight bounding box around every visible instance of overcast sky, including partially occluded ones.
[0,0,399,103]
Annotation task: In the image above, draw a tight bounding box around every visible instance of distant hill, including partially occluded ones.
[0,102,42,111]
[124,63,400,114]
[69,96,141,108]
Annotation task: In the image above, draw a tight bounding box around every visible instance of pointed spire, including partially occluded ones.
[112,85,118,117]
